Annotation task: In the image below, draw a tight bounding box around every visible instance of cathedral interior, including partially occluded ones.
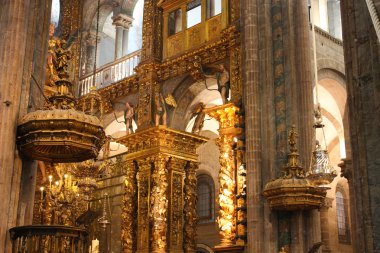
[0,0,380,252]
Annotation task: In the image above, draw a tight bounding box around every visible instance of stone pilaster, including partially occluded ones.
[320,197,333,253]
[0,0,51,251]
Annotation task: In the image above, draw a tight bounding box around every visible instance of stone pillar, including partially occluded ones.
[122,29,130,56]
[0,0,51,251]
[85,32,98,74]
[320,197,333,253]
[117,126,207,253]
[112,14,133,60]
[241,0,265,252]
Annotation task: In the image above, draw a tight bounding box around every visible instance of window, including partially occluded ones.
[206,0,222,19]
[168,9,182,36]
[187,0,202,28]
[197,174,214,223]
[336,188,351,244]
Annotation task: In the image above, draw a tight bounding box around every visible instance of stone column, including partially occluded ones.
[112,14,133,60]
[0,0,50,251]
[122,28,130,56]
[320,197,333,253]
[85,32,98,74]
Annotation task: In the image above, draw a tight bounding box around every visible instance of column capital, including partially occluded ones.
[85,32,100,46]
[112,14,134,29]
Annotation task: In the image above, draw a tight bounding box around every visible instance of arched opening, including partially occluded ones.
[98,11,116,67]
[51,0,60,27]
[127,0,144,53]
[197,174,215,223]
[335,185,351,244]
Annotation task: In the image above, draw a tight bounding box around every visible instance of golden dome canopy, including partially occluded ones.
[16,37,105,163]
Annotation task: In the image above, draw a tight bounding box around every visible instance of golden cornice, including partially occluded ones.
[116,126,208,162]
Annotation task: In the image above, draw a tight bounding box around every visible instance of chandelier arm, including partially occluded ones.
[31,74,51,105]
[92,0,101,89]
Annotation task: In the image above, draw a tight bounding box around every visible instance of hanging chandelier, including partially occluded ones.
[17,35,105,163]
[307,104,337,186]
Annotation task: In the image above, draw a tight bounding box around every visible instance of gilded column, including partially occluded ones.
[136,0,162,128]
[169,158,186,252]
[136,158,151,253]
[122,160,138,253]
[204,104,242,248]
[183,161,197,253]
[217,131,237,246]
[150,155,169,253]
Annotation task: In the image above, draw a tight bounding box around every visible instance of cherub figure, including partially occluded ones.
[190,102,206,134]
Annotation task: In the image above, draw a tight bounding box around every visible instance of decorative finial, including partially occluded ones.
[288,124,298,153]
[282,125,306,178]
[313,103,324,128]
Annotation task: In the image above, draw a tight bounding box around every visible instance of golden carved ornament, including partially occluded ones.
[263,126,327,211]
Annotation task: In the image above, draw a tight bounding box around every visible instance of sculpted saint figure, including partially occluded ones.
[216,64,230,104]
[124,102,135,134]
[191,102,206,134]
[154,92,167,126]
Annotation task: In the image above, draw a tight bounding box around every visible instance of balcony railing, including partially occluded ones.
[79,50,141,96]
[9,225,88,253]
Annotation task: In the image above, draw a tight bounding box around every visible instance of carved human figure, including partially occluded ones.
[191,102,206,134]
[46,23,59,87]
[124,102,135,134]
[102,135,112,159]
[216,64,230,104]
[154,92,167,126]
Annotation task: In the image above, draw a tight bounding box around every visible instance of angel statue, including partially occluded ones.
[124,102,135,134]
[190,102,206,134]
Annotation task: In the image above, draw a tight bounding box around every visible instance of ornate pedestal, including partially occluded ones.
[117,126,208,253]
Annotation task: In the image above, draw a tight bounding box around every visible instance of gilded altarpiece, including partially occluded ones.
[117,126,207,253]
